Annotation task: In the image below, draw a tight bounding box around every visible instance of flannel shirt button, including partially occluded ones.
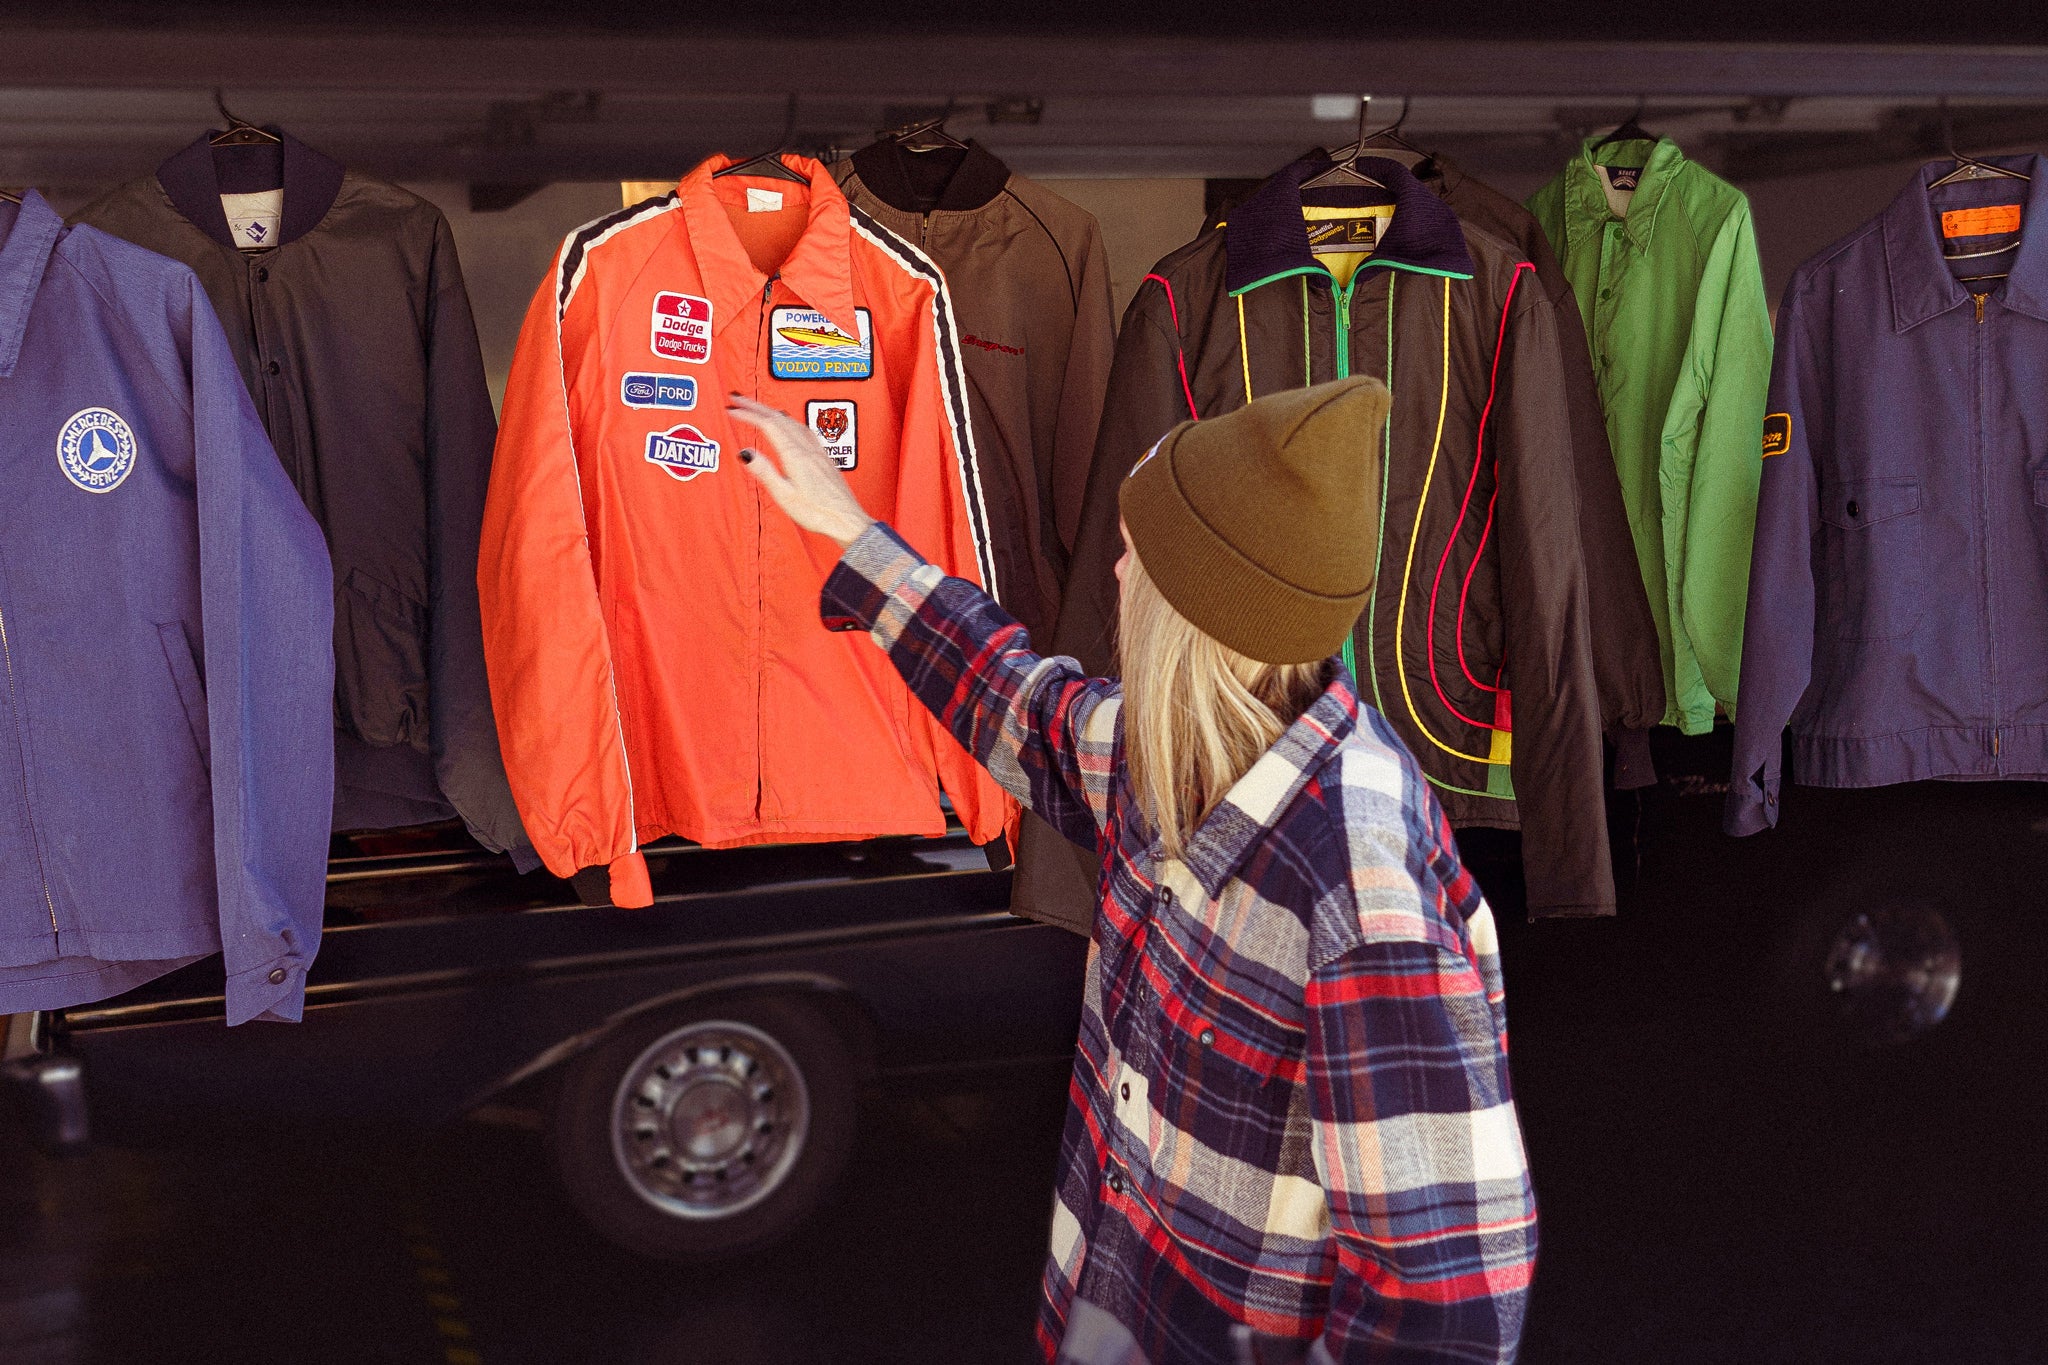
[1198,1027,1215,1047]
[1107,1169,1123,1195]
[266,967,287,985]
[1120,1081,1130,1101]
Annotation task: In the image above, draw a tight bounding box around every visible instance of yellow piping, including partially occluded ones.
[1236,295,1254,404]
[1393,277,1507,767]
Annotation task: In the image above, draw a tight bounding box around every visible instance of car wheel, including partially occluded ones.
[551,995,860,1262]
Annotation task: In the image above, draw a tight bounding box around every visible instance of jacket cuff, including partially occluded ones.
[608,851,653,908]
[225,955,307,1026]
[1723,768,1781,837]
[819,522,922,634]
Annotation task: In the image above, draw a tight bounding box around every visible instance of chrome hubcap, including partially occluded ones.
[610,1019,810,1219]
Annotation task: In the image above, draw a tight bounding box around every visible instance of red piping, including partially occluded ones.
[1424,261,1532,727]
[1146,272,1200,421]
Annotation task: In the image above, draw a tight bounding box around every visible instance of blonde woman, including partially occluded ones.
[727,378,1535,1365]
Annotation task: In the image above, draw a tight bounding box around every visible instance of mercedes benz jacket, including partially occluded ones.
[838,139,1117,646]
[75,130,533,867]
[1531,138,1773,737]
[0,192,334,1022]
[1728,156,2048,834]
[1039,156,1612,920]
[483,154,1014,907]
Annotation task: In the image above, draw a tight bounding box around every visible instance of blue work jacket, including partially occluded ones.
[1729,155,2048,834]
[0,191,334,1022]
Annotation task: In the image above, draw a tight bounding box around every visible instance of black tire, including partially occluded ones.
[550,994,860,1262]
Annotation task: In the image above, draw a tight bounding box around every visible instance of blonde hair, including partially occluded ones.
[1119,551,1327,861]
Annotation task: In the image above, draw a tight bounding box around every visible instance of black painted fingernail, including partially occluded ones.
[739,449,755,463]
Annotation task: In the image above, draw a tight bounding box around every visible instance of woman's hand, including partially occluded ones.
[726,394,876,550]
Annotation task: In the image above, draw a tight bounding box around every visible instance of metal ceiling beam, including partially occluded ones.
[2,29,2048,99]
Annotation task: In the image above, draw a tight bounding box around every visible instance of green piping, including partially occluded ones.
[1229,265,1328,297]
[1231,258,1474,298]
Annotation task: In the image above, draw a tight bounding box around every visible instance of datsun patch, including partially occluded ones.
[645,423,719,481]
[769,307,872,380]
[807,400,858,470]
[620,372,698,410]
[57,406,138,493]
[650,293,713,364]
[1762,412,1792,459]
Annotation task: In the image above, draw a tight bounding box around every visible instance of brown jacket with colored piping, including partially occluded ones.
[1016,155,1618,932]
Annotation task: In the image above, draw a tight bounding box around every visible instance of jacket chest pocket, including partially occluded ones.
[1819,479,1923,642]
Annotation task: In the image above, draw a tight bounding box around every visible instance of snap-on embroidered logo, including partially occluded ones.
[650,292,713,364]
[620,372,698,410]
[770,307,873,380]
[962,334,1023,357]
[1762,412,1792,459]
[806,400,858,470]
[645,423,719,481]
[56,407,139,493]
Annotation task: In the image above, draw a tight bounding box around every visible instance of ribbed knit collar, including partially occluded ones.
[1225,154,1475,295]
[155,128,347,251]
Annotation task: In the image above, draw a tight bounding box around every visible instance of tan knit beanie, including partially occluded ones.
[1118,377,1389,665]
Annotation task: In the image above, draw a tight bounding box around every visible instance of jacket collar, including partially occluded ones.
[1561,135,1683,255]
[1225,155,1475,296]
[678,153,862,342]
[847,139,1011,214]
[1176,665,1357,899]
[156,128,346,251]
[1884,154,2048,331]
[0,190,63,379]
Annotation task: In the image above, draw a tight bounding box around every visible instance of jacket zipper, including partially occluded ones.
[1333,276,1357,380]
[0,601,59,933]
[1974,291,2000,765]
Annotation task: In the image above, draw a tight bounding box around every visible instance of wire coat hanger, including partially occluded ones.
[0,188,22,205]
[1929,97,2031,189]
[1592,96,1657,152]
[208,89,280,147]
[1301,95,1386,193]
[1358,95,1427,158]
[882,101,969,154]
[713,93,808,183]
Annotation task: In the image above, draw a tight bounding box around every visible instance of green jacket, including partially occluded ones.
[1530,137,1772,734]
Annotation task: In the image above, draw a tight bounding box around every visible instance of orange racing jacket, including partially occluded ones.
[481,154,1013,906]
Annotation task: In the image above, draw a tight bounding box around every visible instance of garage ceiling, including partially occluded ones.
[3,25,2048,189]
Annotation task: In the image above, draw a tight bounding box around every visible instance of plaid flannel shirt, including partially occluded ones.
[822,524,1536,1365]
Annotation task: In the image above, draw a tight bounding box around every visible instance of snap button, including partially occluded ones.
[1199,1028,1215,1047]
[267,967,287,985]
[256,267,269,283]
[265,360,281,376]
[1120,1081,1131,1101]
[1107,1169,1123,1195]
[1846,500,1859,518]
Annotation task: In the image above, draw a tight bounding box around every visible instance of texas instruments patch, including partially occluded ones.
[1762,412,1792,459]
[807,400,858,470]
[650,292,713,364]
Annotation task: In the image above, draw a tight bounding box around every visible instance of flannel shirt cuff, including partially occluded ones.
[820,521,923,634]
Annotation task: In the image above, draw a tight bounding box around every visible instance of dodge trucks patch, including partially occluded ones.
[650,292,713,364]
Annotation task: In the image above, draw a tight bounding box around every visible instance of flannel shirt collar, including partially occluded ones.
[1884,153,2048,331]
[1175,663,1356,899]
[1562,135,1682,256]
[678,152,863,344]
